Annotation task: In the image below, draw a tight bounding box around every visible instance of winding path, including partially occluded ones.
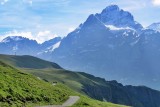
[62,96,79,106]
[36,96,80,107]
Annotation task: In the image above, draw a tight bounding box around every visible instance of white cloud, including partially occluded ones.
[22,0,32,6]
[152,0,160,6]
[68,27,75,33]
[0,30,58,44]
[111,0,148,11]
[29,0,32,6]
[1,0,8,5]
[37,30,58,43]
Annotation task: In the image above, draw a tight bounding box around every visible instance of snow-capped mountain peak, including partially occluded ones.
[105,25,134,31]
[75,5,143,33]
[103,5,120,12]
[1,36,24,43]
[95,5,143,30]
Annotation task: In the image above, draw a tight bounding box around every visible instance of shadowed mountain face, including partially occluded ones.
[1,54,160,107]
[51,5,160,90]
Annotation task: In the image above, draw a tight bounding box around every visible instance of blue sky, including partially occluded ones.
[0,0,160,43]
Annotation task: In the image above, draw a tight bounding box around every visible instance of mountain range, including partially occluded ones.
[0,5,160,90]
[52,5,160,90]
[0,36,61,57]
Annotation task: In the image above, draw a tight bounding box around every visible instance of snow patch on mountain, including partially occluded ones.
[1,36,23,43]
[9,36,23,41]
[1,38,10,43]
[105,25,134,31]
[37,41,61,55]
[48,41,61,52]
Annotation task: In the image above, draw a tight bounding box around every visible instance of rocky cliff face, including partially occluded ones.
[79,72,160,107]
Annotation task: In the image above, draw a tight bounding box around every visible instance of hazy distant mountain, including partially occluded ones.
[0,36,39,55]
[148,22,160,32]
[37,37,62,60]
[0,36,61,57]
[40,37,61,50]
[52,5,160,90]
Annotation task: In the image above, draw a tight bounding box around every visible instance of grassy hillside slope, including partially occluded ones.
[0,54,61,69]
[0,61,68,106]
[1,54,160,107]
[0,60,126,107]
